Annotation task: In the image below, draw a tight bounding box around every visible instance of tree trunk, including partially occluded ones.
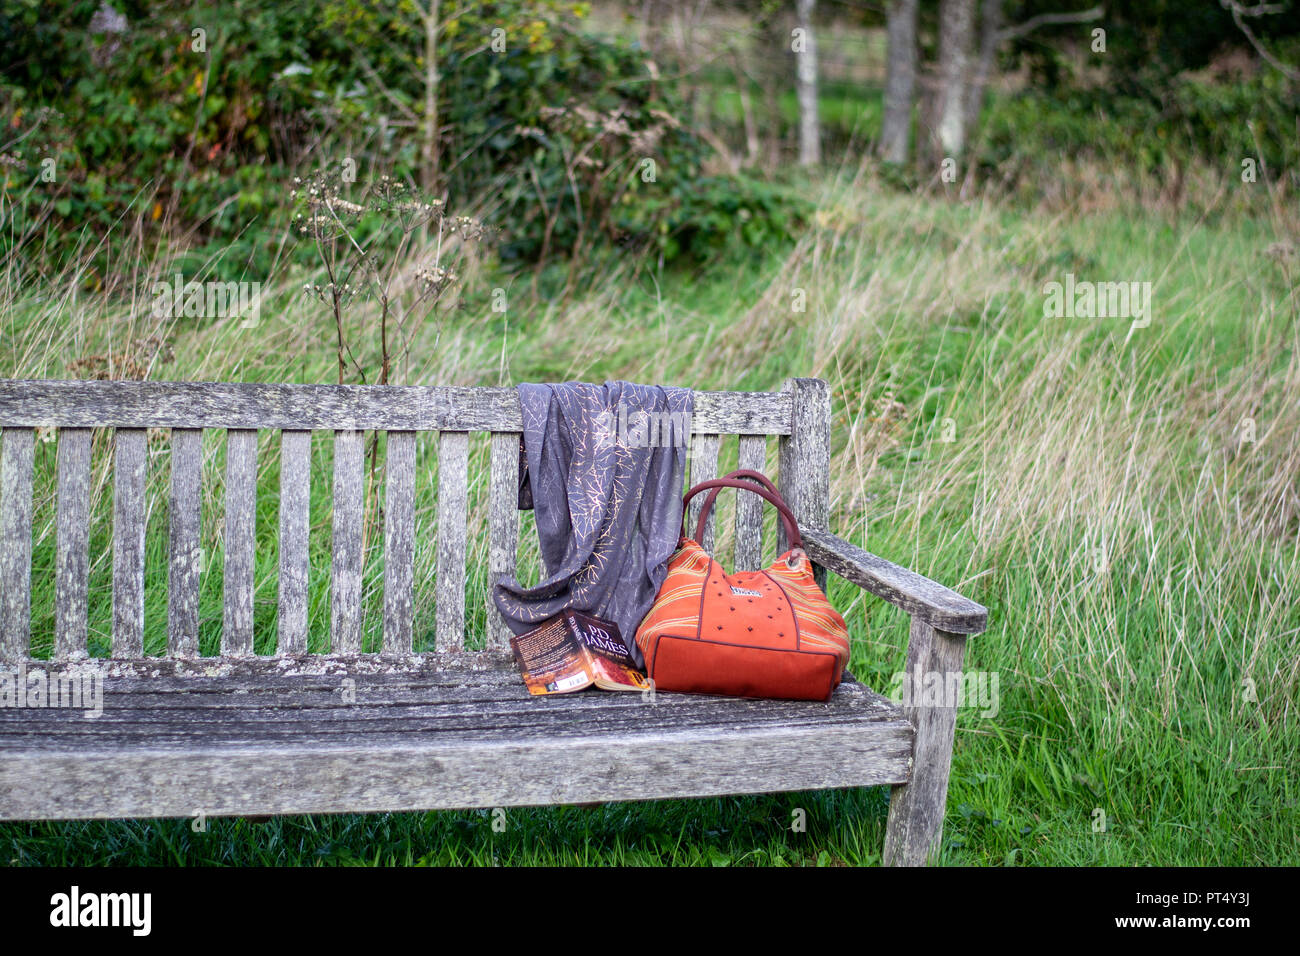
[640,0,666,59]
[761,19,785,167]
[963,0,1003,145]
[733,52,761,166]
[934,0,976,162]
[880,0,919,165]
[794,0,820,167]
[421,0,440,194]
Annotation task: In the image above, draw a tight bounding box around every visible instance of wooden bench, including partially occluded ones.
[0,376,987,865]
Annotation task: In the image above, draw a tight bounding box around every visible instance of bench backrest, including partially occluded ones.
[0,378,829,663]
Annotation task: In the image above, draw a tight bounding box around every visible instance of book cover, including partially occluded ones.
[510,611,649,695]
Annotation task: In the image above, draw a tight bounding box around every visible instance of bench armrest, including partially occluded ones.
[801,528,988,635]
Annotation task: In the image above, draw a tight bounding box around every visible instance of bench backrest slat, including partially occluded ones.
[276,429,313,654]
[381,430,417,654]
[112,428,148,657]
[687,433,720,553]
[55,427,93,656]
[486,432,520,651]
[0,427,35,657]
[167,428,203,656]
[778,379,831,584]
[222,429,259,656]
[330,429,366,653]
[0,379,828,663]
[734,434,768,571]
[0,382,793,434]
[435,431,469,654]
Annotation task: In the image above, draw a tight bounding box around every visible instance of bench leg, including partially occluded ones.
[883,618,967,866]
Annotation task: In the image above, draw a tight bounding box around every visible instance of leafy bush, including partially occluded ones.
[973,55,1300,201]
[0,0,808,285]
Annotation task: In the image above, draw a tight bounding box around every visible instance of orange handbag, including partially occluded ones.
[634,470,851,701]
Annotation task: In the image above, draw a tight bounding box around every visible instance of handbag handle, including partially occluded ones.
[694,470,780,527]
[687,470,791,544]
[682,476,801,550]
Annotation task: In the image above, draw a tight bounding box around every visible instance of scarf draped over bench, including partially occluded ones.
[491,381,693,666]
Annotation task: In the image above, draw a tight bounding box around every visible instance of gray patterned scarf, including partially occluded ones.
[492,381,694,666]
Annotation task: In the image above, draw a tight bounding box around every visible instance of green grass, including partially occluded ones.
[1,167,1297,866]
[6,789,891,866]
[707,74,884,151]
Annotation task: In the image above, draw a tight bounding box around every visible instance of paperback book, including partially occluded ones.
[510,611,650,695]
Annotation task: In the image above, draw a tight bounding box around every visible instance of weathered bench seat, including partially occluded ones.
[0,377,986,864]
[0,658,910,818]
